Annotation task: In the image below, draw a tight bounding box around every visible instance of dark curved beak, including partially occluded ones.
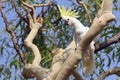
[65,21,68,25]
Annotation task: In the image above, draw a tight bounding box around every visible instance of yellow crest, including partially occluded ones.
[58,5,79,18]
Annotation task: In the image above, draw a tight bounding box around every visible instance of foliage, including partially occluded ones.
[0,0,120,80]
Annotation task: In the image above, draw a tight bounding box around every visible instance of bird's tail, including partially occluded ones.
[82,47,95,74]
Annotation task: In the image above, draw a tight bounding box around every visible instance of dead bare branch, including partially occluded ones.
[33,0,51,7]
[0,1,27,64]
[95,32,120,53]
[1,0,8,3]
[76,0,92,24]
[98,67,120,80]
[12,0,27,23]
[19,0,36,23]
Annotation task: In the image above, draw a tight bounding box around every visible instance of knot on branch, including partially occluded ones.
[22,63,48,79]
[33,23,43,29]
[36,16,44,26]
[97,12,115,27]
[51,48,63,57]
[22,64,35,79]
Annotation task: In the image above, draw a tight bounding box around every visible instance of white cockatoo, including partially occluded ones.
[58,5,96,74]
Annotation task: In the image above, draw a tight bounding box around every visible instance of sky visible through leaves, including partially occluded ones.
[0,0,120,80]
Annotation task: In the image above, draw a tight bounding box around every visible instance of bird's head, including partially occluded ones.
[58,5,79,26]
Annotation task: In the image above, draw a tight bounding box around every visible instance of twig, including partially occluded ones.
[98,67,120,80]
[1,0,8,2]
[19,0,52,28]
[19,0,36,23]
[0,2,27,64]
[52,17,61,26]
[76,0,92,24]
[12,0,27,23]
[33,0,51,7]
[19,0,34,29]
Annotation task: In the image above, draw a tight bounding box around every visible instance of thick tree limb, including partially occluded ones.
[22,63,48,79]
[20,0,55,79]
[80,14,115,50]
[0,2,27,64]
[40,30,119,80]
[55,48,82,80]
[42,46,83,80]
[22,17,45,79]
[24,23,42,65]
[98,67,120,80]
[80,0,115,49]
[72,69,84,80]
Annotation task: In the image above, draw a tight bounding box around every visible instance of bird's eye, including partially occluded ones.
[67,19,69,21]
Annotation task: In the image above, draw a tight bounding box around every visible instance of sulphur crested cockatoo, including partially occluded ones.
[58,5,96,74]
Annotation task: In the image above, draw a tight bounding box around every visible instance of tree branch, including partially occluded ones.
[1,0,8,3]
[0,1,27,64]
[95,32,120,53]
[33,0,51,7]
[12,0,27,23]
[22,17,44,79]
[19,0,36,23]
[24,23,42,65]
[98,67,120,80]
[49,33,120,80]
[72,69,84,80]
[76,0,92,24]
[55,48,82,80]
[79,1,115,50]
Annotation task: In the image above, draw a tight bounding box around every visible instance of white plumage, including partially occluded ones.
[58,5,96,74]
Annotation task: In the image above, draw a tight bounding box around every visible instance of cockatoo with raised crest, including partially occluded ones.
[58,5,96,74]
